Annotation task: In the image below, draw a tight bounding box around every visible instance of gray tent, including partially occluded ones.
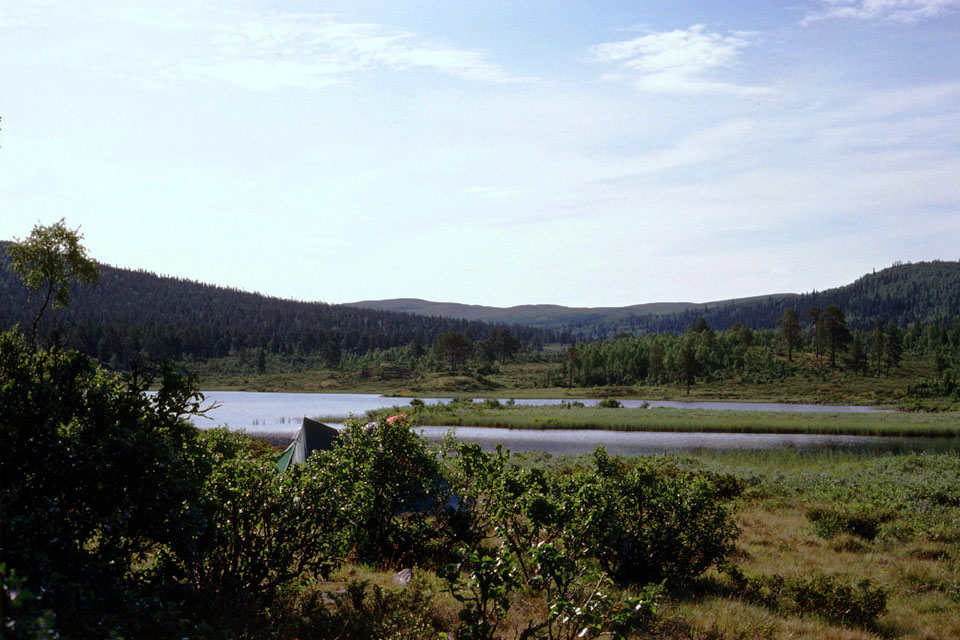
[276,417,340,472]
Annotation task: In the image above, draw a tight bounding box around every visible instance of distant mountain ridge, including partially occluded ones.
[349,261,960,335]
[346,295,786,329]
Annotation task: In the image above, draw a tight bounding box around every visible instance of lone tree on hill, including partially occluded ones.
[5,218,100,345]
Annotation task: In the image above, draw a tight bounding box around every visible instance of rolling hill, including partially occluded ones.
[0,243,567,366]
[349,261,960,336]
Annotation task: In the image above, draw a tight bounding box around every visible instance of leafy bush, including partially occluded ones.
[587,452,739,587]
[722,565,887,629]
[0,330,209,637]
[806,505,893,541]
[782,574,887,628]
[283,576,444,640]
[323,415,447,564]
[170,429,353,632]
[597,398,622,408]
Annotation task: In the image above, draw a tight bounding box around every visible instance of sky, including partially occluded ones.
[1,0,958,308]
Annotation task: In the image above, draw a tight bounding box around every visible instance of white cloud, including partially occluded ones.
[587,24,770,95]
[190,16,519,90]
[803,0,960,24]
[2,3,518,92]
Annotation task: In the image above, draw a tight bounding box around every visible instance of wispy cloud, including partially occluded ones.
[587,24,770,95]
[3,3,518,91]
[803,0,960,24]
[188,15,519,91]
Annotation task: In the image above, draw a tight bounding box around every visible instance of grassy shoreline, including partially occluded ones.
[186,358,950,408]
[366,404,960,438]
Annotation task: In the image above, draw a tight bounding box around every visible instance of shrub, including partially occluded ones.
[323,415,446,564]
[284,576,444,640]
[806,505,893,541]
[170,430,353,632]
[781,574,887,628]
[597,398,622,408]
[587,453,739,587]
[0,331,209,637]
[722,565,887,629]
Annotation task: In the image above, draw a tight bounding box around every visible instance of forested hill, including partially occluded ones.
[601,261,960,337]
[346,294,781,329]
[0,244,567,366]
[351,261,960,338]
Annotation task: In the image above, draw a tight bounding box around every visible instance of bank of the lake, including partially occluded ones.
[370,403,960,438]
[187,359,944,408]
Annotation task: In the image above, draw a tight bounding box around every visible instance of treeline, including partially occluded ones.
[590,261,960,339]
[543,308,960,396]
[0,244,567,368]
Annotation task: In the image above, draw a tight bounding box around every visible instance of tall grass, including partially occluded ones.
[388,404,960,437]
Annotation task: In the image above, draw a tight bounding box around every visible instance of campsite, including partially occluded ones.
[4,2,960,636]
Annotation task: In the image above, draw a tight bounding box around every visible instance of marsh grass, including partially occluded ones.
[386,403,960,437]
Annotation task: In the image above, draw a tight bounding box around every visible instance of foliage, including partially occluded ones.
[321,415,447,564]
[0,245,558,369]
[723,565,887,629]
[777,307,802,361]
[584,453,738,587]
[439,545,520,640]
[435,443,735,637]
[806,505,894,541]
[0,329,208,637]
[282,576,444,640]
[0,328,354,637]
[5,219,100,343]
[169,429,352,630]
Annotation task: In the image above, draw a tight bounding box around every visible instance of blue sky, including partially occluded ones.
[2,0,958,307]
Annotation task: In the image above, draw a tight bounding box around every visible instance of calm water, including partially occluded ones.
[191,391,890,432]
[182,391,954,455]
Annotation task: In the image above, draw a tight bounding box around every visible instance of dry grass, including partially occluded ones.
[656,499,960,640]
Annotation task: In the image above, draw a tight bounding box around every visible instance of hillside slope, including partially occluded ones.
[618,260,960,335]
[0,244,565,365]
[350,261,960,335]
[347,294,784,329]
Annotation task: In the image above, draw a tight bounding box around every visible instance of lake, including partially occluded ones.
[191,391,890,432]
[184,391,956,456]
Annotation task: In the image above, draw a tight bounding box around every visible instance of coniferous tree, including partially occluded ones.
[872,321,885,376]
[777,307,802,361]
[806,307,824,366]
[676,341,699,395]
[846,334,868,376]
[822,306,851,368]
[883,321,903,375]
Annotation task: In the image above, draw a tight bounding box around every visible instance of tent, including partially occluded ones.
[276,417,340,472]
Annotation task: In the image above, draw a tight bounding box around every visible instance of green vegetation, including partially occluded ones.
[0,328,735,638]
[370,401,960,437]
[4,327,959,638]
[4,223,958,638]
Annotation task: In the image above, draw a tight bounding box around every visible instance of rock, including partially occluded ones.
[393,568,414,587]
